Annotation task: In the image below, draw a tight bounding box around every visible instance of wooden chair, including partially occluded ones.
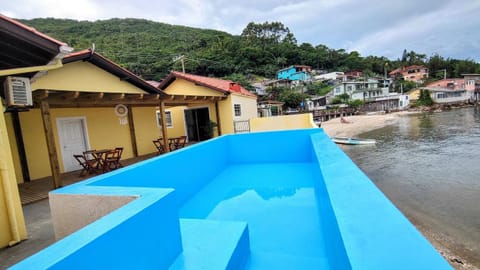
[153,139,166,155]
[74,154,98,177]
[167,137,178,151]
[103,147,123,172]
[83,149,101,171]
[174,136,187,149]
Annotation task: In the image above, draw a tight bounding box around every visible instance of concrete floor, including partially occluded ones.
[0,199,55,269]
[0,152,159,269]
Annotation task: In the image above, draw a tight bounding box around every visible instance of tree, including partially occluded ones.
[241,21,296,46]
[401,49,408,62]
[306,81,332,96]
[348,99,364,108]
[427,54,447,79]
[406,51,427,66]
[345,51,366,71]
[416,89,433,106]
[279,91,308,109]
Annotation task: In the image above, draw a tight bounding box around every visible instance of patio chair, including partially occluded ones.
[153,139,166,155]
[83,149,102,171]
[74,154,98,177]
[174,136,187,149]
[103,147,123,172]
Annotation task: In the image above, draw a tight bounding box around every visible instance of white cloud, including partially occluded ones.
[2,0,102,20]
[346,1,480,60]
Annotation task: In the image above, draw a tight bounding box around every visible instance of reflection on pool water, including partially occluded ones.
[10,129,452,270]
[180,163,328,268]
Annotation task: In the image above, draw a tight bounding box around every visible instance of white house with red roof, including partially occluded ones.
[423,78,472,103]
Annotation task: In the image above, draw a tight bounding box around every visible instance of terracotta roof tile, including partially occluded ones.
[426,78,465,90]
[0,14,67,46]
[169,71,256,97]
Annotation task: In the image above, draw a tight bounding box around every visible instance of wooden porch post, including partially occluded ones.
[159,101,169,153]
[127,105,138,157]
[40,101,62,189]
[215,101,222,136]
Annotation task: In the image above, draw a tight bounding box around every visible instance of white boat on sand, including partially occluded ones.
[332,137,376,145]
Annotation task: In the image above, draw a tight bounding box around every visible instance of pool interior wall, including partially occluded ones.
[10,129,452,270]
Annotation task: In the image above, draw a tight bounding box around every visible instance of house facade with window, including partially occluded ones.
[158,71,258,136]
[277,65,312,81]
[331,79,390,101]
[389,65,429,83]
[423,78,472,104]
[4,49,169,185]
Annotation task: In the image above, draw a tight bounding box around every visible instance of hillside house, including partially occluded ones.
[331,79,390,101]
[277,65,312,81]
[389,65,429,83]
[423,78,472,104]
[463,74,480,101]
[314,71,344,82]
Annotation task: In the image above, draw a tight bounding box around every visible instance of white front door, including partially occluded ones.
[57,117,90,172]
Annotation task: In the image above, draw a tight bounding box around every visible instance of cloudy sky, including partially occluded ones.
[2,0,479,62]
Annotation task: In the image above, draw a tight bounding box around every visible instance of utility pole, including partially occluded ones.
[437,69,447,80]
[180,56,185,73]
[173,55,185,73]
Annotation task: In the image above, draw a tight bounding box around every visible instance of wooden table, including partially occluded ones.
[91,149,115,172]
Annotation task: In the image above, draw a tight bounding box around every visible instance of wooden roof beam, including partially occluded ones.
[142,93,161,101]
[108,93,124,100]
[57,91,80,100]
[33,90,49,100]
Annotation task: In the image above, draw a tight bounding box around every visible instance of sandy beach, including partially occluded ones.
[320,111,479,270]
[320,111,413,138]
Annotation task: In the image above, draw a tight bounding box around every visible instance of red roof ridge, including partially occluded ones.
[0,14,68,47]
[170,71,256,97]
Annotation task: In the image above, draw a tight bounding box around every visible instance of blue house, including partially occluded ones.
[277,65,312,81]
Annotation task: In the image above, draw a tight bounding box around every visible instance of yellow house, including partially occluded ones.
[407,88,421,102]
[0,14,73,248]
[6,50,233,188]
[158,71,258,136]
[4,49,172,189]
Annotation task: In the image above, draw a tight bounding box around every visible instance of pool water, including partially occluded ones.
[180,163,329,269]
[10,129,452,270]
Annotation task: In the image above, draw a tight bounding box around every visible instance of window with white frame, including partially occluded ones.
[234,104,242,117]
[156,110,173,128]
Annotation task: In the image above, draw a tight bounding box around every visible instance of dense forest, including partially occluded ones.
[21,18,480,84]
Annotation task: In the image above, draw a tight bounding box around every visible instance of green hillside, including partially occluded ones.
[21,18,234,80]
[20,18,480,83]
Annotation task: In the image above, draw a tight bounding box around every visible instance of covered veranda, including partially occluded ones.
[26,87,227,189]
[9,49,228,191]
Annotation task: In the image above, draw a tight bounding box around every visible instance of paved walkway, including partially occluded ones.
[0,199,54,269]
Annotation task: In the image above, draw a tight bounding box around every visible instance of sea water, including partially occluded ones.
[342,107,480,266]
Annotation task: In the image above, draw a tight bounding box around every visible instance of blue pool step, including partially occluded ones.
[169,219,250,270]
[246,251,330,270]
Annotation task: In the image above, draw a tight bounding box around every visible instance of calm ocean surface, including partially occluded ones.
[341,107,480,264]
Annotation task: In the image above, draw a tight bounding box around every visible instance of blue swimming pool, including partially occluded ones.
[180,163,329,269]
[10,129,452,270]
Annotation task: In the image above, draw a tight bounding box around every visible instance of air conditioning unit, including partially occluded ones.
[3,76,33,107]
